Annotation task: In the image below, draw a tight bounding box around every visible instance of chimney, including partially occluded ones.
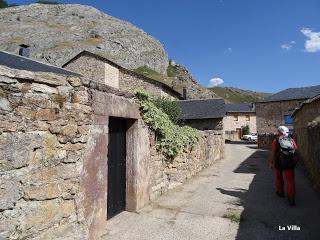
[251,103,256,111]
[18,44,30,57]
[183,87,187,100]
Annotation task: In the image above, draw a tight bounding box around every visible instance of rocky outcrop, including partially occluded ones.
[169,62,219,99]
[0,4,169,74]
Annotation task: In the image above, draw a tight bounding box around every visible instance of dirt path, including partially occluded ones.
[105,143,320,240]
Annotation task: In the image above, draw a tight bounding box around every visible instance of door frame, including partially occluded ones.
[106,117,138,218]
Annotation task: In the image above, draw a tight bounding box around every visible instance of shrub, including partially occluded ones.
[35,0,60,4]
[242,125,250,135]
[0,0,18,8]
[167,60,180,77]
[152,96,182,124]
[135,90,199,159]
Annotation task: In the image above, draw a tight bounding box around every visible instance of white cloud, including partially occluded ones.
[281,41,295,50]
[208,77,224,87]
[301,28,320,53]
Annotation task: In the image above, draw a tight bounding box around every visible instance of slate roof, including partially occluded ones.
[225,103,255,113]
[259,85,320,103]
[177,99,225,120]
[292,94,320,117]
[0,51,80,76]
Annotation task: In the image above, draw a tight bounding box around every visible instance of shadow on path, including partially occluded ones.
[226,141,257,145]
[218,150,320,240]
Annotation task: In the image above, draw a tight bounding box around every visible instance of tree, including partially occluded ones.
[0,0,18,8]
[0,0,9,8]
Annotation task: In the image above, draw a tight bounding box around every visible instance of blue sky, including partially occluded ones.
[7,0,320,93]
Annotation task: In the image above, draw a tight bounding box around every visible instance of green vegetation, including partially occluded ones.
[0,0,18,8]
[35,0,60,4]
[133,65,184,95]
[152,97,182,124]
[209,87,272,104]
[167,60,180,77]
[133,66,167,82]
[135,90,199,159]
[223,210,243,223]
[242,125,250,135]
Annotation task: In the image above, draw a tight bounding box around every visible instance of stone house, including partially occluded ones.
[223,103,256,141]
[177,99,225,131]
[62,50,182,99]
[0,50,224,239]
[256,85,320,149]
[292,94,320,190]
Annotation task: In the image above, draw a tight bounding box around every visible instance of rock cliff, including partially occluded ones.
[0,4,169,74]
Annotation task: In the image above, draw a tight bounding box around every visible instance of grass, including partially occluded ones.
[133,66,166,82]
[167,61,180,78]
[133,66,182,92]
[209,87,272,104]
[223,210,243,223]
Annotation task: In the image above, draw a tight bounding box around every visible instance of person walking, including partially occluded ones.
[269,126,298,206]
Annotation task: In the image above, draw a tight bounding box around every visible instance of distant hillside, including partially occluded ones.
[209,87,272,103]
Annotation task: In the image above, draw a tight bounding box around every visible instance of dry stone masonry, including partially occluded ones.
[0,63,224,239]
[0,65,90,239]
[63,51,181,99]
[256,100,301,149]
[293,96,320,190]
[148,130,224,200]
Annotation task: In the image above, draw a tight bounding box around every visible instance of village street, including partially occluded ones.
[105,143,320,240]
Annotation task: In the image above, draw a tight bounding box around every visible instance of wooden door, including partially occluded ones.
[107,118,127,219]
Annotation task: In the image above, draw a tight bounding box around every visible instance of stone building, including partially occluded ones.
[292,94,320,190]
[0,51,224,239]
[177,99,225,131]
[62,51,182,99]
[223,103,256,141]
[256,85,320,149]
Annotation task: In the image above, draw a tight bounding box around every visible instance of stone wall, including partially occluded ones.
[147,130,224,200]
[119,69,179,99]
[256,100,302,148]
[0,64,223,239]
[64,53,181,99]
[257,133,276,150]
[64,54,106,85]
[293,98,320,190]
[183,118,223,131]
[0,64,142,239]
[0,66,91,239]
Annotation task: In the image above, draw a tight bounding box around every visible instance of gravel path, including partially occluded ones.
[105,143,320,240]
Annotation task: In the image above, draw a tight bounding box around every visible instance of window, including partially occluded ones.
[234,115,238,121]
[284,115,293,125]
[246,115,250,121]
